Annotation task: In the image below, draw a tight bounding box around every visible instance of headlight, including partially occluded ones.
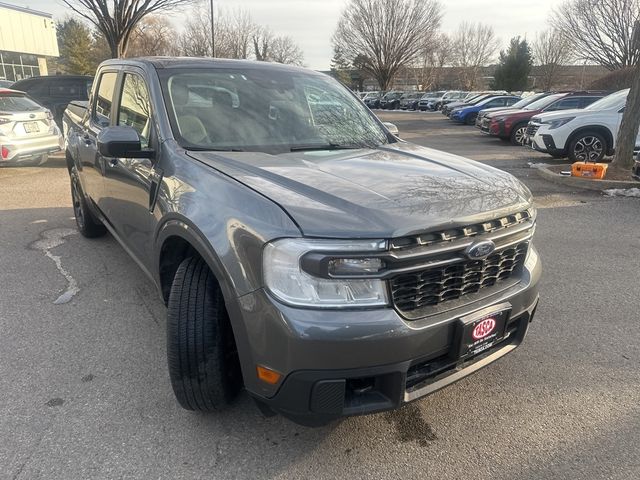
[263,238,389,308]
[543,117,575,129]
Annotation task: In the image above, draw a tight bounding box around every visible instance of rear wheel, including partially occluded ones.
[70,167,107,238]
[568,131,607,163]
[510,124,528,146]
[167,257,242,411]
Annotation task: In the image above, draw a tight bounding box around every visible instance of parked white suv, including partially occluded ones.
[527,89,640,162]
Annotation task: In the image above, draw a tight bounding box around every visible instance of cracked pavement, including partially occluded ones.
[1,113,639,480]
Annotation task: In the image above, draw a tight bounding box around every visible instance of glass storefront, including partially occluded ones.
[0,51,41,82]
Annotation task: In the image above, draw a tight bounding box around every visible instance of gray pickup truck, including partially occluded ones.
[63,58,541,426]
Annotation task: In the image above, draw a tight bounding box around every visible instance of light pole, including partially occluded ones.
[210,0,215,57]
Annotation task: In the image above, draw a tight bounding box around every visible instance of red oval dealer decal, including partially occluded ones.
[472,318,496,340]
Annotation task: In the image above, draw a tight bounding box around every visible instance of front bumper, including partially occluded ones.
[530,132,566,157]
[237,246,542,426]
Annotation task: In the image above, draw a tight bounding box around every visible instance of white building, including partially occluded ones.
[0,2,58,81]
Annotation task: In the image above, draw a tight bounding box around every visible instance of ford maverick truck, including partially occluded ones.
[63,58,541,426]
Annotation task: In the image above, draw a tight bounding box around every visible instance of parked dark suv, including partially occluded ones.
[63,58,541,426]
[12,75,93,128]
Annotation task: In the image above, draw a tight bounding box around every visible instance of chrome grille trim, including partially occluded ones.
[390,210,533,251]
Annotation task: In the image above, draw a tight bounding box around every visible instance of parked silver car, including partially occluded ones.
[0,88,63,166]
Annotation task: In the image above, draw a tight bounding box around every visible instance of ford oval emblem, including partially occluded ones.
[472,318,496,340]
[29,113,36,119]
[466,240,496,259]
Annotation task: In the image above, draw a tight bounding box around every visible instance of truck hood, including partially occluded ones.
[187,142,532,238]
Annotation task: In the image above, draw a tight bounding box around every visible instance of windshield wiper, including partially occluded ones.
[289,143,363,152]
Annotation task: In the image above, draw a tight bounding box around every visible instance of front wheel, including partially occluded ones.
[70,167,106,238]
[568,132,607,163]
[167,257,242,411]
[510,124,528,146]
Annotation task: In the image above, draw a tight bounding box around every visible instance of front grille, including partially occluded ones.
[526,124,540,137]
[391,242,528,313]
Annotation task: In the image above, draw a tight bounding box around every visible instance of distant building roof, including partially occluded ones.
[0,1,52,18]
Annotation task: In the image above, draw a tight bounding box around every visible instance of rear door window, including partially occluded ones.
[93,72,118,127]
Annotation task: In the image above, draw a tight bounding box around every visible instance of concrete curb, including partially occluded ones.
[535,164,640,191]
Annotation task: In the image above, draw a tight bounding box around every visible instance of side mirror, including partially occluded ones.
[382,122,399,136]
[97,126,153,159]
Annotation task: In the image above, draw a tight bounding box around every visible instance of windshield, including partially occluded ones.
[0,93,42,112]
[160,68,389,153]
[585,89,628,110]
[511,94,545,109]
[524,93,565,110]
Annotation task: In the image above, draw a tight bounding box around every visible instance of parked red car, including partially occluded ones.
[482,92,606,145]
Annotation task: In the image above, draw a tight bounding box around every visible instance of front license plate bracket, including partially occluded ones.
[451,302,512,361]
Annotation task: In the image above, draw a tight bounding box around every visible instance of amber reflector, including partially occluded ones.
[257,365,282,385]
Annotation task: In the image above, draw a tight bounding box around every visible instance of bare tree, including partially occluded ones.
[614,21,640,170]
[552,0,640,71]
[225,8,254,59]
[269,36,304,66]
[333,0,443,91]
[61,0,196,58]
[179,3,213,56]
[532,28,574,90]
[451,22,499,90]
[252,26,273,61]
[127,16,178,57]
[413,33,451,90]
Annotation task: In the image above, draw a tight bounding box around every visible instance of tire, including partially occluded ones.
[465,113,477,125]
[568,131,607,163]
[510,124,528,146]
[70,166,107,238]
[167,257,241,411]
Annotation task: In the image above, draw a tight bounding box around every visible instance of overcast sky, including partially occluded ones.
[13,0,560,69]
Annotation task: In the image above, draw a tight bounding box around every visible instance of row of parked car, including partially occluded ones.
[441,89,640,163]
[359,89,515,112]
[0,75,92,166]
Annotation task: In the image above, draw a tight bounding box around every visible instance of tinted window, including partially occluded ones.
[117,73,152,148]
[49,80,89,99]
[0,93,42,111]
[485,98,505,107]
[93,72,117,127]
[546,98,581,111]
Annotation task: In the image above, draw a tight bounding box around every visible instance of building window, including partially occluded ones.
[0,50,42,82]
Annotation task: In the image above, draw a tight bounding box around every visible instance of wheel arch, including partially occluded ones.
[566,125,614,155]
[155,218,256,386]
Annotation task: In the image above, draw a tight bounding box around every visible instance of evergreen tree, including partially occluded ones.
[492,37,533,91]
[330,46,352,86]
[57,18,96,74]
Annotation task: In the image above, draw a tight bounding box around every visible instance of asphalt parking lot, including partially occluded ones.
[1,111,639,480]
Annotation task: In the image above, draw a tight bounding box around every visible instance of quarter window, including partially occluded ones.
[93,72,117,127]
[117,73,152,148]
